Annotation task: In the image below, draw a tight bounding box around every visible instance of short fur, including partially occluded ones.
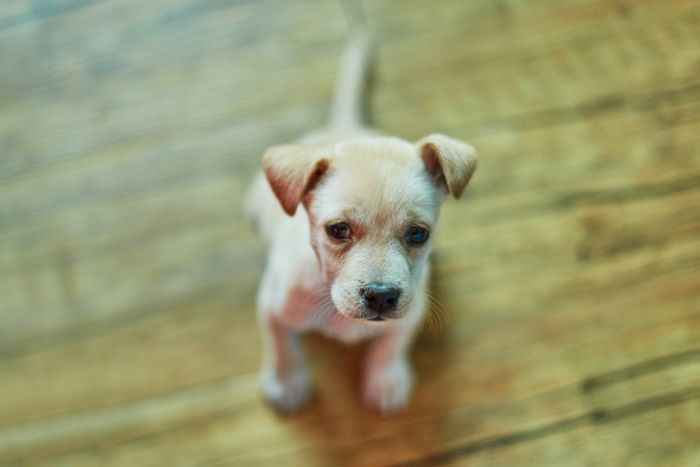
[247,33,477,413]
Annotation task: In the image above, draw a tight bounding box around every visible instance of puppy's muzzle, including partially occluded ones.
[360,283,400,320]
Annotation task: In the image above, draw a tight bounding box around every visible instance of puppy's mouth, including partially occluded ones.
[354,310,401,322]
[336,308,395,322]
[366,315,386,322]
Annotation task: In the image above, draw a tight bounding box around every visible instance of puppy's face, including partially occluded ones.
[264,135,476,322]
[307,139,439,321]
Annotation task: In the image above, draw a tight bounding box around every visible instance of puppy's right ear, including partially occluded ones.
[263,144,331,216]
[418,134,477,199]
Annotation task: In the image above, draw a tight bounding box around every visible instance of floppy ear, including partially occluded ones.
[263,144,331,216]
[418,134,478,199]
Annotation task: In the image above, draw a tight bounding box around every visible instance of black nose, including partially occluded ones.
[361,283,400,313]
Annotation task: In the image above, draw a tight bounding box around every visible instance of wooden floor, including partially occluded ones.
[1,0,699,465]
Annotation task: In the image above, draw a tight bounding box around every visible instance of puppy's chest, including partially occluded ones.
[280,287,384,343]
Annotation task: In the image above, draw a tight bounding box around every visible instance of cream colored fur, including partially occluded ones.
[247,34,477,413]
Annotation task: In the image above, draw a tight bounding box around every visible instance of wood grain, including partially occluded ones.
[1,0,699,465]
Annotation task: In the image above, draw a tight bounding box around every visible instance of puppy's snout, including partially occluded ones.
[361,283,400,314]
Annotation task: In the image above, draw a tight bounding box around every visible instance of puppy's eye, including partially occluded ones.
[405,225,430,246]
[326,222,352,241]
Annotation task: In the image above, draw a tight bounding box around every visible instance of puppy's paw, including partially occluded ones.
[363,359,414,414]
[260,365,313,413]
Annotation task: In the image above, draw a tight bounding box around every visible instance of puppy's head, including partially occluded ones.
[264,135,476,322]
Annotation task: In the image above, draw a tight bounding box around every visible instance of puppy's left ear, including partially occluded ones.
[263,144,331,216]
[418,134,478,199]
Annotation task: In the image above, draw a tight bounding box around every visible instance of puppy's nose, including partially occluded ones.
[361,283,400,313]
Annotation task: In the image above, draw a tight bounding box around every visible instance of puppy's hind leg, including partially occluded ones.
[257,276,313,413]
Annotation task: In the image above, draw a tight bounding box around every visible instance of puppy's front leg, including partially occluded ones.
[259,314,313,413]
[363,268,429,414]
[363,313,424,414]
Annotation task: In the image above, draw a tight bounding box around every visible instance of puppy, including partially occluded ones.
[247,33,477,414]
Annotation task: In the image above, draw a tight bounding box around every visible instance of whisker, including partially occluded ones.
[422,292,449,335]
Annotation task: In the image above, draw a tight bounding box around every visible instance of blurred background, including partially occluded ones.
[1,0,699,465]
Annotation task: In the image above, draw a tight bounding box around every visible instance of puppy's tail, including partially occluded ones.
[328,31,373,130]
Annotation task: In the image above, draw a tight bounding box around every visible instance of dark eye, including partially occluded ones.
[405,225,430,246]
[326,222,352,241]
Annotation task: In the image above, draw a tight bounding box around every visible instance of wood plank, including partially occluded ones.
[0,0,699,465]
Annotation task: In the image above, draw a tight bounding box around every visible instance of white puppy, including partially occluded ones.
[247,33,477,414]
